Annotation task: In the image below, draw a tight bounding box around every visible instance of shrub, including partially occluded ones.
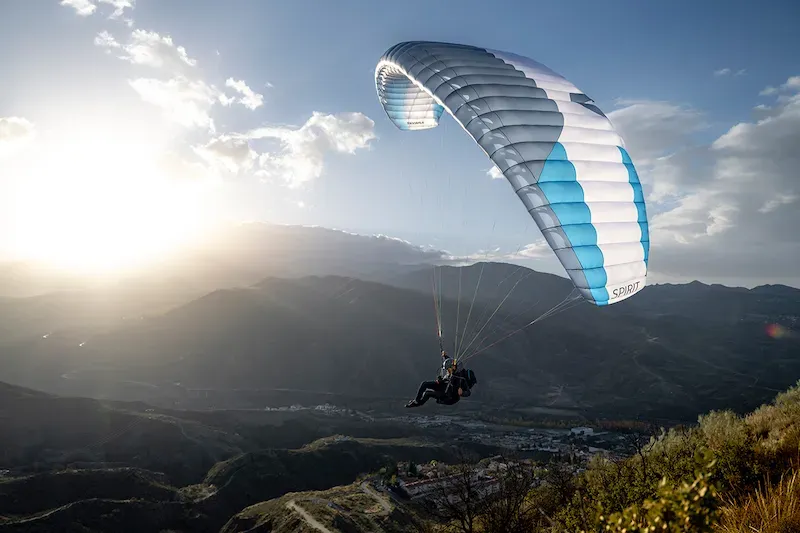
[587,463,720,533]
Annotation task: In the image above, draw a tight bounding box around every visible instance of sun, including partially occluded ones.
[9,130,209,276]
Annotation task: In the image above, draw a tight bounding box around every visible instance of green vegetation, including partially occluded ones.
[548,381,800,532]
[322,381,799,533]
[459,380,800,532]
[2,378,800,532]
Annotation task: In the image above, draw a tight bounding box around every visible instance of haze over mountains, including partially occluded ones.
[1,223,798,421]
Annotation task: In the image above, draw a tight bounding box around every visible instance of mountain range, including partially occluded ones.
[1,223,798,421]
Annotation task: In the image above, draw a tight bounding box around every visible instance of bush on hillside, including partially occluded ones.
[587,463,720,533]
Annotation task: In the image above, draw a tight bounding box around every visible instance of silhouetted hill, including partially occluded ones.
[3,267,791,421]
[0,498,196,533]
[382,263,800,324]
[0,223,435,299]
[2,226,799,421]
[0,386,240,486]
[0,379,441,488]
[0,468,176,516]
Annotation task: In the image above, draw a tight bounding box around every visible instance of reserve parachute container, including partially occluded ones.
[375,41,649,306]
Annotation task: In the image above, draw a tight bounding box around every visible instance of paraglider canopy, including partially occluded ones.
[375,41,649,307]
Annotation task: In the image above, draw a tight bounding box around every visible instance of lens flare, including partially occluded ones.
[766,323,792,339]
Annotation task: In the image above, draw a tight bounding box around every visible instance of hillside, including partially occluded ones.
[0,380,506,533]
[0,380,445,486]
[195,436,499,531]
[221,482,421,533]
[2,222,798,421]
[2,379,799,532]
[0,382,243,486]
[221,381,800,533]
[3,266,794,420]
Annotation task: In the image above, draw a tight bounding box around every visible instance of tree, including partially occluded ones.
[421,449,485,533]
[421,451,546,533]
[478,459,541,533]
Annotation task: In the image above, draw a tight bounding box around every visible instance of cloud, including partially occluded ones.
[613,75,800,286]
[60,0,97,16]
[609,100,707,161]
[758,194,798,214]
[98,31,266,128]
[97,0,134,20]
[193,135,258,174]
[245,112,376,187]
[128,76,219,131]
[94,30,120,49]
[0,117,36,158]
[714,68,746,77]
[608,100,709,202]
[62,0,134,22]
[511,241,553,259]
[97,29,197,72]
[760,76,800,97]
[487,165,503,180]
[223,78,264,110]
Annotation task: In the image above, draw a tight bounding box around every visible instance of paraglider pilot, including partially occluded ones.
[405,350,477,408]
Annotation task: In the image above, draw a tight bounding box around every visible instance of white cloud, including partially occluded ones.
[512,241,553,259]
[223,78,264,110]
[245,112,376,188]
[785,76,800,91]
[61,0,97,16]
[97,29,197,72]
[94,30,120,49]
[609,100,707,162]
[128,77,219,131]
[0,117,36,158]
[759,194,798,214]
[443,240,560,270]
[760,77,800,97]
[98,0,134,20]
[617,75,800,285]
[487,165,503,180]
[714,68,746,77]
[193,135,258,174]
[608,100,709,202]
[61,0,134,21]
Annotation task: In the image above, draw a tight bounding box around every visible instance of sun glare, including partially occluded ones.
[10,131,208,275]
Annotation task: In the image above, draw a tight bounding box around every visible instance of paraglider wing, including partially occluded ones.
[375,41,649,306]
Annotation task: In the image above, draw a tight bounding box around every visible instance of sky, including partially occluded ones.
[1,0,799,287]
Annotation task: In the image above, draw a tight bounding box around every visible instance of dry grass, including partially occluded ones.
[716,471,800,533]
